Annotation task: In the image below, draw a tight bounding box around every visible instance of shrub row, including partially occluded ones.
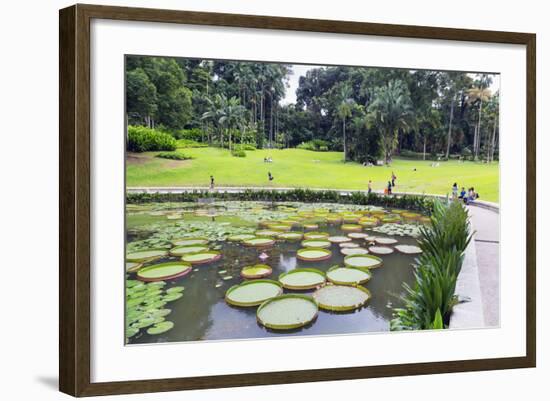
[126,189,435,215]
[155,151,194,160]
[127,125,176,152]
[175,139,208,148]
[391,200,472,330]
[297,139,330,152]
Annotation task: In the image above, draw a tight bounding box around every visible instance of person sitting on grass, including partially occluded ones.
[459,187,466,200]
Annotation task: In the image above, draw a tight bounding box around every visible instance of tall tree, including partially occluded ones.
[336,83,354,161]
[467,75,492,160]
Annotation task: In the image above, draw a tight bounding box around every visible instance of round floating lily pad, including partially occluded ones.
[303,223,319,230]
[341,224,362,232]
[126,248,168,263]
[339,242,360,248]
[277,232,303,241]
[171,237,208,247]
[225,279,283,307]
[126,326,139,338]
[368,246,394,255]
[344,254,383,269]
[303,231,329,240]
[296,247,332,262]
[227,233,256,242]
[301,239,331,249]
[255,230,281,237]
[342,214,361,223]
[402,212,422,220]
[137,262,192,282]
[328,235,352,244]
[146,321,174,335]
[241,264,272,279]
[242,237,276,247]
[169,245,208,256]
[313,284,371,311]
[394,244,423,254]
[126,262,142,273]
[279,268,326,290]
[268,224,292,231]
[341,247,369,256]
[374,237,398,245]
[180,250,221,264]
[257,294,318,330]
[326,216,343,224]
[327,266,372,285]
[347,232,369,239]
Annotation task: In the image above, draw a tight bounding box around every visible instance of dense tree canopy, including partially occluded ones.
[126,55,499,162]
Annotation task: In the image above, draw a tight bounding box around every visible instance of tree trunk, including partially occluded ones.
[342,117,347,161]
[269,93,273,148]
[423,134,426,161]
[489,114,498,162]
[228,128,232,151]
[446,94,454,159]
[474,98,483,160]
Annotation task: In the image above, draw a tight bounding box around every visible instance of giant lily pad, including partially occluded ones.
[326,215,343,224]
[180,250,222,264]
[347,232,369,239]
[257,294,318,330]
[328,235,352,244]
[126,262,142,273]
[301,239,331,249]
[171,237,208,247]
[326,266,372,285]
[368,246,394,255]
[296,248,332,262]
[268,224,292,231]
[126,248,168,263]
[146,321,174,335]
[241,264,272,279]
[344,254,383,269]
[303,231,329,240]
[255,230,281,237]
[277,232,303,241]
[227,233,256,242]
[374,237,398,245]
[169,245,208,256]
[303,223,319,230]
[279,268,326,290]
[341,224,362,232]
[137,262,192,282]
[341,247,369,256]
[342,214,361,223]
[225,279,283,307]
[402,212,422,220]
[339,242,360,248]
[394,244,423,254]
[313,284,371,311]
[242,237,276,247]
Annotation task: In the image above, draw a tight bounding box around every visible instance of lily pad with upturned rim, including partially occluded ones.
[180,250,222,264]
[296,247,332,262]
[126,262,142,273]
[279,268,326,290]
[328,235,352,244]
[344,254,383,269]
[347,232,369,239]
[227,233,256,242]
[126,248,168,263]
[225,279,283,307]
[339,242,360,248]
[255,230,281,237]
[277,232,303,241]
[303,231,330,240]
[313,284,371,311]
[136,262,192,282]
[341,247,369,256]
[169,245,208,256]
[303,223,319,230]
[241,264,273,279]
[394,244,423,254]
[257,294,318,330]
[374,237,398,245]
[171,237,208,247]
[300,239,331,249]
[242,237,276,247]
[368,246,394,255]
[326,266,372,285]
[341,224,362,232]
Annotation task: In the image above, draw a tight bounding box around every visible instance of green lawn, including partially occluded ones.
[126,147,499,202]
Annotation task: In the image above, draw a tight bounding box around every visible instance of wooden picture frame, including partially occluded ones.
[59,3,536,396]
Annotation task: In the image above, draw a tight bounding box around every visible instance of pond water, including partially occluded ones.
[125,201,426,344]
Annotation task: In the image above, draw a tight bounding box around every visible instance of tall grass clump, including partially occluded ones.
[391,200,472,330]
[127,125,177,152]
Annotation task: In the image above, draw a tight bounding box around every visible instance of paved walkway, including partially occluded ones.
[467,205,500,327]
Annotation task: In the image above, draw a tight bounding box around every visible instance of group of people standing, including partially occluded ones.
[367,171,397,195]
[452,183,479,204]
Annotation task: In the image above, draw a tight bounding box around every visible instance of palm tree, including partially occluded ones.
[467,77,492,160]
[219,97,246,150]
[201,94,227,147]
[337,84,354,161]
[367,80,414,164]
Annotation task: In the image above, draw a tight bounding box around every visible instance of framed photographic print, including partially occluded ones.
[59,3,536,397]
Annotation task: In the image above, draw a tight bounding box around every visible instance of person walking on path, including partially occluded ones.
[268,171,274,184]
[368,180,372,194]
[387,181,392,195]
[391,171,397,187]
[210,175,215,190]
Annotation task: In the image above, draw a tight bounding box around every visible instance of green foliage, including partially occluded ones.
[175,139,207,148]
[297,139,330,151]
[391,200,472,331]
[155,151,193,160]
[127,125,176,152]
[174,128,204,141]
[127,189,435,215]
[231,149,246,157]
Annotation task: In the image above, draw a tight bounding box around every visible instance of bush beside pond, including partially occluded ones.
[127,125,176,152]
